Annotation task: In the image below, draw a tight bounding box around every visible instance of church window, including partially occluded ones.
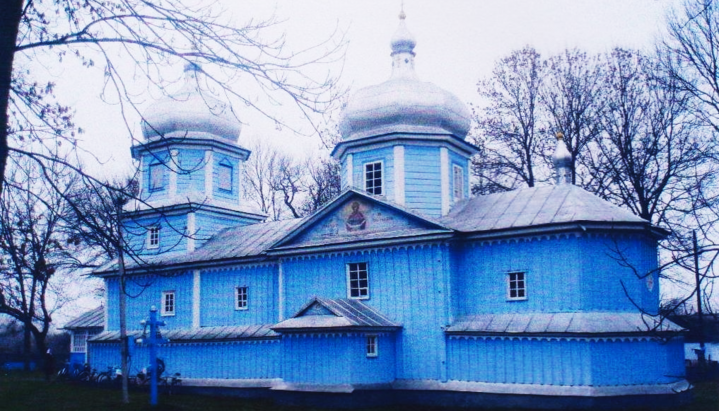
[235,286,248,310]
[149,162,165,191]
[72,332,87,353]
[364,161,383,195]
[218,161,233,192]
[148,225,161,249]
[453,165,464,201]
[366,335,378,357]
[347,262,369,300]
[161,291,175,316]
[507,272,527,301]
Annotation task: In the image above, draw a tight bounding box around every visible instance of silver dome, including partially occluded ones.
[340,14,471,141]
[141,63,241,142]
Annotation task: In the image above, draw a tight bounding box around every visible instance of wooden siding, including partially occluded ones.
[176,149,206,197]
[282,244,450,380]
[106,272,194,331]
[212,154,241,203]
[404,146,441,217]
[123,214,189,255]
[447,337,684,386]
[453,234,659,316]
[89,340,280,380]
[352,148,394,199]
[281,334,395,385]
[200,265,279,327]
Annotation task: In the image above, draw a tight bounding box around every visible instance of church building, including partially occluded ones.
[88,13,689,409]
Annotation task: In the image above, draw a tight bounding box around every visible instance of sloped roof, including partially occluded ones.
[446,312,685,335]
[89,324,277,343]
[272,297,401,332]
[63,306,104,330]
[442,185,650,233]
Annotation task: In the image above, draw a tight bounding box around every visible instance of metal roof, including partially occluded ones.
[63,306,104,330]
[89,324,277,343]
[441,185,649,233]
[446,312,685,335]
[272,297,401,331]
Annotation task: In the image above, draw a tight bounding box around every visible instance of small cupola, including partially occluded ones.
[553,133,572,185]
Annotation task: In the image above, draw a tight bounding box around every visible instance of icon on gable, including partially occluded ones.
[345,201,367,232]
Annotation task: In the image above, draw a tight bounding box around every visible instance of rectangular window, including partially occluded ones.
[366,335,378,358]
[364,161,383,195]
[507,272,527,301]
[148,225,160,249]
[453,165,464,201]
[72,332,87,353]
[235,286,248,310]
[161,291,175,316]
[219,163,233,192]
[149,163,164,191]
[347,262,369,300]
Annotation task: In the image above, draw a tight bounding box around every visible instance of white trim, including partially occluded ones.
[278,260,284,321]
[346,262,369,300]
[346,154,354,189]
[393,146,405,205]
[103,297,109,331]
[467,158,473,198]
[187,212,196,252]
[363,160,384,196]
[506,271,528,301]
[147,225,160,249]
[204,150,214,200]
[440,147,449,215]
[192,270,201,328]
[169,149,178,200]
[452,164,464,202]
[238,160,244,207]
[235,286,249,310]
[161,290,176,316]
[366,334,378,358]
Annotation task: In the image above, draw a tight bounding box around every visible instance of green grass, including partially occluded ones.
[0,371,717,411]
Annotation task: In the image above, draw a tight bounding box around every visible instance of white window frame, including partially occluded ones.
[347,262,370,300]
[507,271,527,301]
[453,164,464,201]
[161,291,176,316]
[366,334,378,358]
[71,331,88,353]
[147,225,161,249]
[218,161,233,192]
[149,162,165,192]
[364,161,383,195]
[235,286,248,311]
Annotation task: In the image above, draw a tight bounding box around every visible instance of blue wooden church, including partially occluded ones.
[88,13,689,408]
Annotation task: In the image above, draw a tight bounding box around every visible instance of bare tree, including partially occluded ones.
[471,46,549,194]
[541,49,605,185]
[300,157,341,216]
[1,0,346,196]
[0,154,81,369]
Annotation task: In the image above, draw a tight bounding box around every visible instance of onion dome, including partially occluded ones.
[553,133,572,185]
[141,63,241,142]
[339,12,471,141]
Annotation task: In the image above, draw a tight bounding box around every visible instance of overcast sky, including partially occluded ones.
[56,0,684,322]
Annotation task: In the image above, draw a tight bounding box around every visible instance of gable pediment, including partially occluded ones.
[271,191,451,251]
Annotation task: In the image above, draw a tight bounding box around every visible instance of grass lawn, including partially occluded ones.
[1,371,717,411]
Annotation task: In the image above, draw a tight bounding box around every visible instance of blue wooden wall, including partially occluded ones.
[123,214,189,255]
[201,265,279,327]
[176,149,206,196]
[453,233,659,316]
[106,272,194,331]
[447,336,684,386]
[282,244,450,381]
[404,146,441,217]
[351,147,394,199]
[281,333,395,385]
[212,153,241,203]
[89,340,280,380]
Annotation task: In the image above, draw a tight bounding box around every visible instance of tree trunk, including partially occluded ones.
[0,0,24,196]
[23,322,31,371]
[117,204,129,404]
